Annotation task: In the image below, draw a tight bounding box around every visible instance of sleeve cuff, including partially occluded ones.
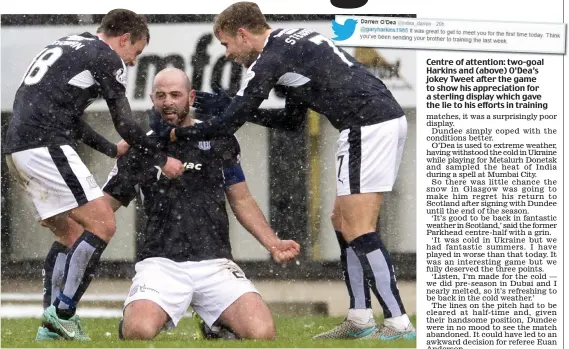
[103,190,132,207]
[153,152,168,167]
[108,145,118,158]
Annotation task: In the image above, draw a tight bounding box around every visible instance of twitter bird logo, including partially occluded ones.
[331,18,358,41]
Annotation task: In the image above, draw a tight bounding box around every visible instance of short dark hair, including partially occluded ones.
[97,9,150,44]
[213,2,271,38]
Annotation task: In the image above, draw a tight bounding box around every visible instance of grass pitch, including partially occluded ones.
[1,315,416,348]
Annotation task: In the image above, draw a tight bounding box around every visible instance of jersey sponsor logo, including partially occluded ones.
[183,162,202,171]
[115,68,127,86]
[198,141,211,150]
[154,161,202,180]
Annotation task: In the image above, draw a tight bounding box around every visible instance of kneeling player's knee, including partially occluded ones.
[248,319,276,340]
[256,324,276,340]
[122,318,159,340]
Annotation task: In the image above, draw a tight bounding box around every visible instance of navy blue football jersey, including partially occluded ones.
[4,32,127,153]
[176,28,405,141]
[103,117,243,263]
[240,28,405,129]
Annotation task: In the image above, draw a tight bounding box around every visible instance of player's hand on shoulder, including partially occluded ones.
[270,239,301,264]
[115,139,130,158]
[194,83,232,117]
[161,157,184,178]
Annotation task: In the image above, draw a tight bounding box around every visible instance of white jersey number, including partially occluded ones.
[309,35,353,67]
[22,47,64,85]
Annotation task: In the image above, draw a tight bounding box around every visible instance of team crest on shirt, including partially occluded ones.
[198,141,211,150]
[115,68,127,86]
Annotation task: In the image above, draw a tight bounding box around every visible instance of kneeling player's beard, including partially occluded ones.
[162,103,191,126]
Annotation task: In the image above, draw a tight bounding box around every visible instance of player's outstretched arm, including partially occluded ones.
[172,96,264,142]
[76,119,119,158]
[249,101,309,132]
[225,181,300,264]
[194,88,307,132]
[193,84,233,116]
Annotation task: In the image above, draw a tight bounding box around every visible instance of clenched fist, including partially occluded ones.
[270,239,301,264]
[115,139,130,158]
[161,157,184,178]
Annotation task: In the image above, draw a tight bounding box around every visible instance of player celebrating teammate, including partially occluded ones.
[167,2,415,341]
[3,9,183,341]
[103,68,300,340]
